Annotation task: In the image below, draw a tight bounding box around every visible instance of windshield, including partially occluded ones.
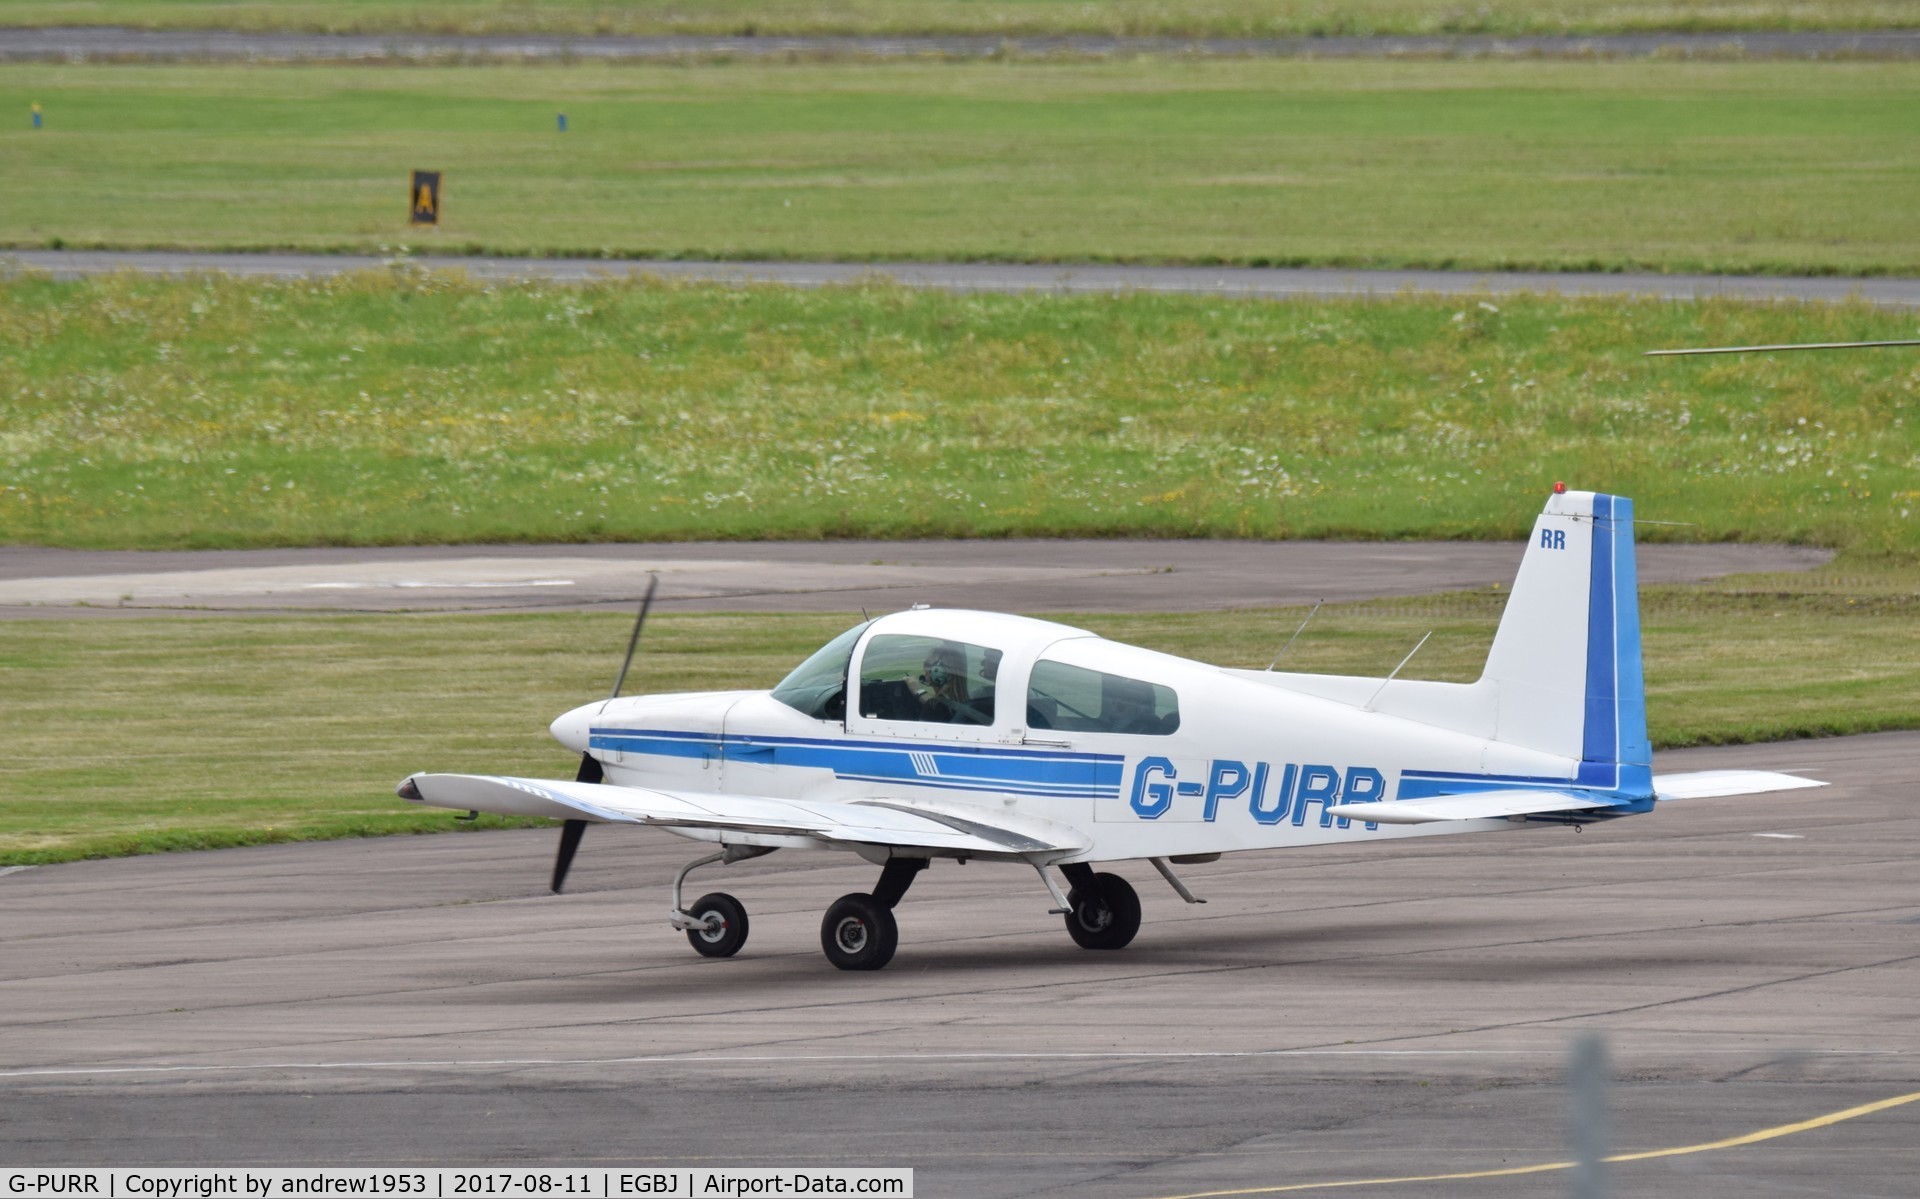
[770,621,871,720]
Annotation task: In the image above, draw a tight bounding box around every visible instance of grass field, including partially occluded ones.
[4,0,1916,37]
[4,61,1918,274]
[4,273,1917,552]
[4,569,1916,865]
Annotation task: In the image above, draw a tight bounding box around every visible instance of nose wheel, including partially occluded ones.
[669,845,773,959]
[684,892,749,958]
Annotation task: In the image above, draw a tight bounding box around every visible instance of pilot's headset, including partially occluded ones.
[923,645,964,689]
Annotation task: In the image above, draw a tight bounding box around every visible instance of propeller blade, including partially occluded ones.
[608,575,658,701]
[574,751,603,785]
[553,753,604,893]
[554,578,656,895]
[551,818,588,894]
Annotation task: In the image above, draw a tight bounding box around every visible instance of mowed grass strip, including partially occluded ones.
[4,60,1919,274]
[4,273,1917,552]
[4,0,1917,38]
[4,576,1916,865]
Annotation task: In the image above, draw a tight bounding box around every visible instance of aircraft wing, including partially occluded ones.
[1326,789,1618,826]
[1652,770,1826,800]
[399,772,1090,857]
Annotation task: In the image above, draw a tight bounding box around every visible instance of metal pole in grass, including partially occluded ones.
[1647,339,1920,356]
[1570,1032,1610,1199]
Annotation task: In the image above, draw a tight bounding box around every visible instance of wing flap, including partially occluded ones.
[1327,788,1615,826]
[1653,769,1826,800]
[399,773,1084,855]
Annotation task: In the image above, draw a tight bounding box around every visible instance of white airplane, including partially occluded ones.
[398,487,1821,970]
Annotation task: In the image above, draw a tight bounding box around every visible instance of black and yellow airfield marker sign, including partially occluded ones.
[409,170,441,225]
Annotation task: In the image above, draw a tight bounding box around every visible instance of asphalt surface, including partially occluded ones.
[13,249,1920,308]
[0,540,1832,617]
[5,26,1919,61]
[3,731,1916,1195]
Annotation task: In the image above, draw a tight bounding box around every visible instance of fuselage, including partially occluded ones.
[549,609,1612,863]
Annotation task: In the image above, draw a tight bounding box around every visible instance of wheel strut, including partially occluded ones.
[668,844,773,932]
[1030,860,1075,914]
[872,856,928,908]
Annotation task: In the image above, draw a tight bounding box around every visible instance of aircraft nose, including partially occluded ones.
[550,702,596,752]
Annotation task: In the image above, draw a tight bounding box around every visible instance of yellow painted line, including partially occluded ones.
[1147,1089,1920,1199]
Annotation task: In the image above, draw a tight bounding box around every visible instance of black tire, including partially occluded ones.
[820,892,899,971]
[1064,872,1141,950]
[685,892,749,958]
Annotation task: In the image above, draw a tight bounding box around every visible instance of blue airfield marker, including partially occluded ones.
[31,102,42,129]
[557,112,568,132]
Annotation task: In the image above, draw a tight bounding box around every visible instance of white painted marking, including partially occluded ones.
[303,579,575,590]
[0,1047,1896,1081]
[1752,833,1805,840]
[0,866,34,878]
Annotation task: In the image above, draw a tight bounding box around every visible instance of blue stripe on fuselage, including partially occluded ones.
[589,727,1124,799]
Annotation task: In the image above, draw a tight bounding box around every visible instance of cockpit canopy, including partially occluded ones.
[770,610,1181,737]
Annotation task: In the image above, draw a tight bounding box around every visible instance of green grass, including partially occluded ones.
[4,272,1918,553]
[5,569,1916,865]
[4,60,1919,274]
[3,0,1916,37]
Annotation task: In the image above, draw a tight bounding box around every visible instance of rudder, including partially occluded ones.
[1479,489,1651,797]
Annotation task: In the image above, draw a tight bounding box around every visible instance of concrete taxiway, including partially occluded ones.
[6,27,1920,62]
[13,249,1920,308]
[3,732,1916,1195]
[0,540,1832,617]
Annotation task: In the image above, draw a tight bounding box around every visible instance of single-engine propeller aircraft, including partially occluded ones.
[398,487,1822,970]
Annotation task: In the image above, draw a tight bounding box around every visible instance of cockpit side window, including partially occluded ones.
[770,621,871,721]
[857,635,1001,726]
[1027,660,1180,736]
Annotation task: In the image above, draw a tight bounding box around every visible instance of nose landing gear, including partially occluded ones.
[684,892,749,958]
[669,845,774,959]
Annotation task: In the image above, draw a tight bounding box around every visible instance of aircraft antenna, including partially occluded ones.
[1363,630,1432,711]
[1645,338,1920,357]
[1265,600,1323,670]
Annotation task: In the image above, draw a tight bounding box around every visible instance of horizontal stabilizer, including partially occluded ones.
[398,772,1090,857]
[1653,769,1826,800]
[1327,789,1618,826]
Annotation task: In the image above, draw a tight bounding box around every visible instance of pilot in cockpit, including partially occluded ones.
[908,641,989,724]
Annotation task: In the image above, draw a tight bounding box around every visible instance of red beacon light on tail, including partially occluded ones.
[1553,481,1567,494]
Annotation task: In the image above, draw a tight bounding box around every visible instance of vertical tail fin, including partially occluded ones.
[1480,490,1651,797]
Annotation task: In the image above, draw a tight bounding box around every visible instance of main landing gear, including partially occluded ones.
[664,851,1188,969]
[1060,863,1142,950]
[821,857,926,971]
